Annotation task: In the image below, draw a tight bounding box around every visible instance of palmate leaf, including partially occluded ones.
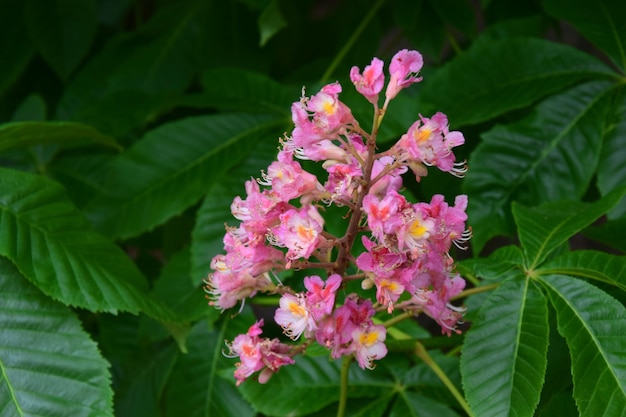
[419,38,617,127]
[86,113,287,240]
[0,167,176,320]
[461,276,549,417]
[0,121,122,152]
[465,80,616,253]
[538,250,626,292]
[0,256,113,416]
[543,0,626,71]
[597,86,626,218]
[539,275,626,416]
[512,185,626,270]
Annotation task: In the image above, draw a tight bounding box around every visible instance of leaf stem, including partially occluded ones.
[451,283,499,301]
[336,355,352,417]
[414,341,474,417]
[320,0,387,84]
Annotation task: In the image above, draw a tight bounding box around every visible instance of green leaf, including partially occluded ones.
[163,315,256,417]
[0,0,34,97]
[239,356,394,416]
[11,94,47,121]
[461,277,549,417]
[539,274,626,416]
[597,87,626,219]
[85,113,286,240]
[390,392,461,417]
[151,247,217,323]
[114,342,179,417]
[57,1,210,136]
[457,245,524,281]
[428,0,476,38]
[0,256,113,416]
[420,38,617,127]
[465,80,616,253]
[258,0,287,47]
[24,0,96,79]
[0,168,176,320]
[0,121,122,152]
[543,0,626,71]
[538,250,626,291]
[191,133,279,283]
[512,186,626,270]
[195,67,295,114]
[584,217,626,253]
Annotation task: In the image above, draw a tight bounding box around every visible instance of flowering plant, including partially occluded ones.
[206,49,471,386]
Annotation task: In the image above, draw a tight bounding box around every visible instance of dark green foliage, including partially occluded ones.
[1,1,625,416]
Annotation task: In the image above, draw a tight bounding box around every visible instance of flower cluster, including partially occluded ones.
[205,49,470,385]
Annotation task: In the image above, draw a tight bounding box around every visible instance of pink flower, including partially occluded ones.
[351,324,388,369]
[259,150,320,202]
[229,320,295,385]
[411,275,466,335]
[385,49,423,100]
[230,180,286,243]
[324,159,363,202]
[350,57,385,104]
[362,190,407,242]
[270,205,325,261]
[275,293,315,339]
[368,156,406,196]
[304,274,342,320]
[393,204,435,254]
[205,227,286,310]
[395,112,466,177]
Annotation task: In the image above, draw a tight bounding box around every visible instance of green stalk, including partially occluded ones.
[414,341,474,417]
[320,0,387,84]
[336,356,352,417]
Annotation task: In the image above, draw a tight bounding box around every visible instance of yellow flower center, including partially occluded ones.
[409,218,428,238]
[359,330,380,347]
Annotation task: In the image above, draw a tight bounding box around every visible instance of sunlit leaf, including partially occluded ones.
[461,277,549,417]
[0,257,113,416]
[540,275,626,416]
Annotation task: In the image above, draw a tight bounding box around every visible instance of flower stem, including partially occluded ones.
[336,355,352,417]
[320,0,387,84]
[414,341,474,417]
